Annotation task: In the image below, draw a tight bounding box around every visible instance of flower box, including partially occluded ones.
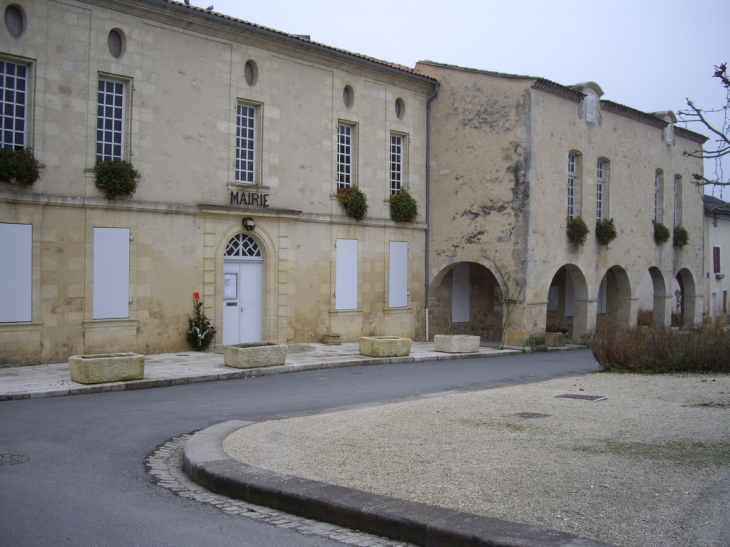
[545,332,566,347]
[224,342,287,369]
[68,353,145,384]
[434,334,480,353]
[359,336,411,358]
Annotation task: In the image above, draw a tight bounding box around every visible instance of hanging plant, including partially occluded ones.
[337,186,368,221]
[566,216,589,247]
[0,148,40,185]
[595,218,617,246]
[652,220,670,245]
[186,292,217,350]
[390,190,418,222]
[673,225,689,248]
[95,159,138,200]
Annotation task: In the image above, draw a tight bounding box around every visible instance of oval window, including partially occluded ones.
[244,60,258,86]
[108,28,125,58]
[343,85,354,108]
[5,5,24,38]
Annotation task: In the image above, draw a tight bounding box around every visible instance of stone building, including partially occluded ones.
[704,195,730,323]
[0,0,436,365]
[416,61,707,345]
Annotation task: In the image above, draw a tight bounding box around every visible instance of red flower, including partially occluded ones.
[193,292,200,300]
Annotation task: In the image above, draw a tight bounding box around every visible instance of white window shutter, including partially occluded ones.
[335,239,358,310]
[93,227,130,319]
[388,241,408,308]
[0,223,32,322]
[452,263,470,322]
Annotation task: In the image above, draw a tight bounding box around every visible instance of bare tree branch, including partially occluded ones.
[677,63,729,188]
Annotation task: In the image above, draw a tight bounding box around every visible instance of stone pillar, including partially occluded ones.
[572,298,597,342]
[653,294,673,327]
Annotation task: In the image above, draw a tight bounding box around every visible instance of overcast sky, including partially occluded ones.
[203,0,729,195]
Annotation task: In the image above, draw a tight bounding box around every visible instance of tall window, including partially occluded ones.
[389,134,403,195]
[654,170,664,223]
[236,104,256,183]
[714,246,722,274]
[337,124,353,189]
[596,159,609,221]
[674,175,682,226]
[567,152,580,219]
[96,78,125,161]
[0,60,27,150]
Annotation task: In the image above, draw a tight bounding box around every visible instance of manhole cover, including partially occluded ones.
[0,454,30,467]
[553,394,607,402]
[513,412,551,419]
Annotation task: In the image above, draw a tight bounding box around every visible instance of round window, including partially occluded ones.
[4,5,25,38]
[108,28,125,58]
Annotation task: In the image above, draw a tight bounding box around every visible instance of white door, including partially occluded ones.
[222,233,263,345]
[223,261,263,345]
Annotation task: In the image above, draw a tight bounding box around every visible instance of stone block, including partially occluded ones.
[544,332,566,347]
[359,336,411,358]
[434,335,480,353]
[68,353,145,384]
[322,333,341,345]
[224,343,287,369]
[504,329,529,346]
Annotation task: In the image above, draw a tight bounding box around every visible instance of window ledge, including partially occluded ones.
[0,321,43,331]
[328,309,362,318]
[227,182,270,191]
[83,318,138,328]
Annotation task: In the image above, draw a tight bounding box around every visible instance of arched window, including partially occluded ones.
[224,233,261,258]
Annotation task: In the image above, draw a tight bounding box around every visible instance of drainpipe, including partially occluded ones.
[425,81,440,342]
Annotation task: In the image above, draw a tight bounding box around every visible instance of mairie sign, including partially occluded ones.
[230,191,269,207]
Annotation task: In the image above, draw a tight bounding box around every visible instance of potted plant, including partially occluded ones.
[337,186,368,220]
[595,218,617,246]
[0,148,40,185]
[673,225,689,248]
[390,190,418,222]
[566,216,589,247]
[95,159,138,199]
[652,220,670,245]
[187,292,217,350]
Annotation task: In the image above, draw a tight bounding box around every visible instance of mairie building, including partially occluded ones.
[0,0,435,365]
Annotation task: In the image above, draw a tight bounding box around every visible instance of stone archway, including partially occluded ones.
[545,264,590,342]
[676,268,699,328]
[595,265,633,329]
[428,261,503,343]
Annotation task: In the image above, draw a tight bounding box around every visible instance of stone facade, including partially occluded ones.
[704,196,730,323]
[0,0,435,365]
[416,61,707,345]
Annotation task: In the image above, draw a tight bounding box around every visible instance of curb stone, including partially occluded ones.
[146,434,414,547]
[182,420,617,547]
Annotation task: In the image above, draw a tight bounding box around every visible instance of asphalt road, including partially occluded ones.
[0,349,601,547]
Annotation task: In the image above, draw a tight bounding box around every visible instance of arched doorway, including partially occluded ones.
[428,261,503,343]
[676,268,698,328]
[222,233,263,345]
[545,265,590,342]
[595,266,632,329]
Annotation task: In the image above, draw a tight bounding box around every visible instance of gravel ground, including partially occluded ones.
[225,373,730,547]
